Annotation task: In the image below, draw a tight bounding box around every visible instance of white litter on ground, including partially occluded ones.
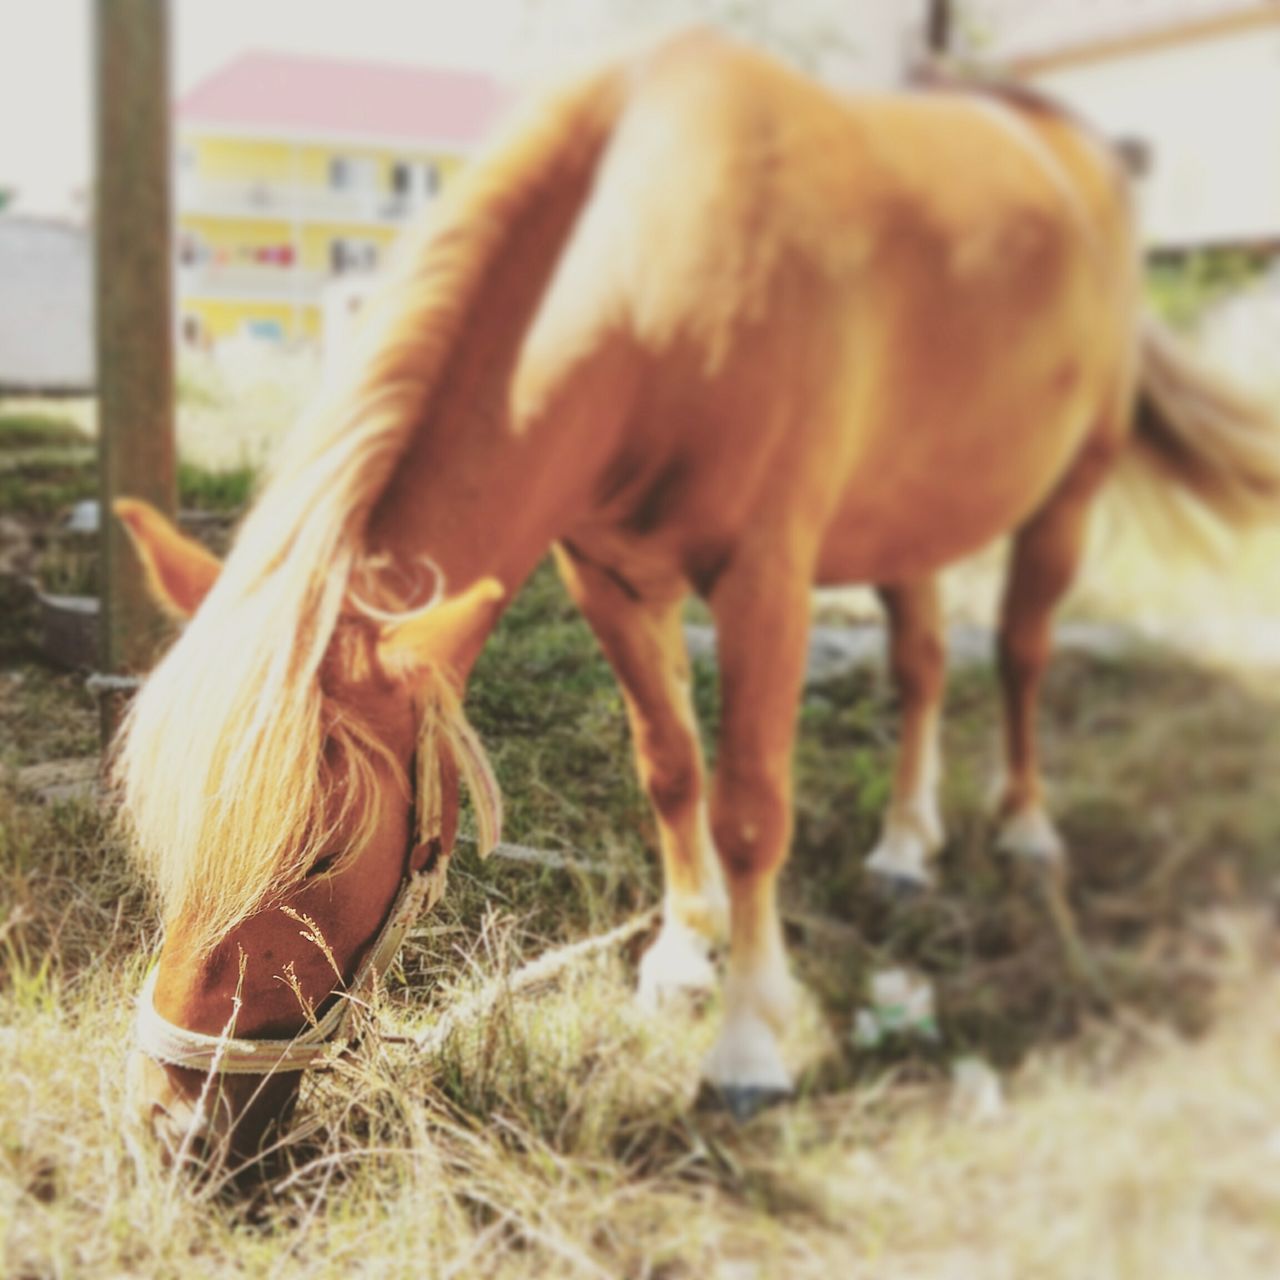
[951,1056,1006,1123]
[852,967,939,1048]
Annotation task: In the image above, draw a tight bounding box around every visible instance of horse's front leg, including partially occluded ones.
[554,546,727,1006]
[865,577,947,893]
[701,548,813,1116]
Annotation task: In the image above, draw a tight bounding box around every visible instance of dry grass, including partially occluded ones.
[3,549,1280,1276]
[1,345,314,476]
[2,834,1277,1277]
[3,367,1280,1276]
[173,347,316,473]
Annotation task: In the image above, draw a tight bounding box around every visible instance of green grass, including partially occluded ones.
[1145,248,1271,332]
[177,461,257,513]
[0,452,97,521]
[0,409,256,525]
[3,300,1278,1273]
[0,411,92,452]
[4,357,1280,1271]
[0,409,97,520]
[2,552,1279,1274]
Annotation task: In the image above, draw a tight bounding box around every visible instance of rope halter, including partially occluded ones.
[133,846,451,1076]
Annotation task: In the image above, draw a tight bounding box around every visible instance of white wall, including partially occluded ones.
[1199,269,1280,405]
[0,219,94,393]
[1033,23,1280,248]
[503,0,928,90]
[965,0,1254,63]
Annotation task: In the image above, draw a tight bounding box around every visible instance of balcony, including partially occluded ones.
[176,173,434,226]
[177,262,331,304]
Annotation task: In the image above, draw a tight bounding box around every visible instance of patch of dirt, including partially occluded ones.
[15,756,100,804]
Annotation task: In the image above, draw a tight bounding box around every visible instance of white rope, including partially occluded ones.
[413,907,659,1055]
[135,833,616,1076]
[86,672,143,694]
[133,850,451,1075]
[470,837,609,876]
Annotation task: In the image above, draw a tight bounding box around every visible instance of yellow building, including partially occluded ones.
[175,51,504,348]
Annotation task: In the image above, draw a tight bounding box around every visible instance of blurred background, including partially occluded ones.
[5,2,1280,397]
[3,0,1278,641]
[2,4,1279,1277]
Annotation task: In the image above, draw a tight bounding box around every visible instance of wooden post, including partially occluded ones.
[94,0,176,736]
[927,0,952,55]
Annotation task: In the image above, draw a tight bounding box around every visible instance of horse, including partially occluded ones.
[114,30,1280,1161]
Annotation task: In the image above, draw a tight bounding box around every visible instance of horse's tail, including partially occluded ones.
[1116,315,1280,546]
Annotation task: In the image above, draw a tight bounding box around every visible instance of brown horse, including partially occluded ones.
[115,31,1280,1159]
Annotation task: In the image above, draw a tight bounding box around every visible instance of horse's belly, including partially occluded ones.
[817,486,1028,585]
[817,393,1093,586]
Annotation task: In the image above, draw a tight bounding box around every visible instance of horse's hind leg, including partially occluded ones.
[995,440,1119,863]
[554,545,727,1005]
[865,577,946,892]
[701,549,813,1112]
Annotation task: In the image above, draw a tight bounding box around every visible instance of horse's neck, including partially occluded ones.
[356,64,636,601]
[364,344,628,601]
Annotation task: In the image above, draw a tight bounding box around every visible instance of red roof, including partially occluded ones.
[176,51,505,148]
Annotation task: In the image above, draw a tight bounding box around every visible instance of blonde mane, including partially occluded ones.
[113,67,622,954]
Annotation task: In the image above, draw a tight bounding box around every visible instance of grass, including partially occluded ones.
[2,356,1279,1273]
[0,412,97,521]
[0,410,93,452]
[2,548,1279,1275]
[1146,248,1272,333]
[0,409,256,535]
[177,461,257,513]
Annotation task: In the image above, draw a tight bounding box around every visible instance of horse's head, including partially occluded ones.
[113,502,502,1166]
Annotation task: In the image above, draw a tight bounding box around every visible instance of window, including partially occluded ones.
[389,159,441,202]
[330,156,354,191]
[332,155,376,192]
[330,237,379,275]
[244,318,285,342]
[1113,136,1151,179]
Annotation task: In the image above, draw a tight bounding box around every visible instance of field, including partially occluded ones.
[2,396,1280,1278]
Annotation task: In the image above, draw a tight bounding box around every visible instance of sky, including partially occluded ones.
[0,0,923,216]
[0,0,526,214]
[0,1,1254,216]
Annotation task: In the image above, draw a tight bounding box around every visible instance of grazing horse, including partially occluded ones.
[116,31,1280,1159]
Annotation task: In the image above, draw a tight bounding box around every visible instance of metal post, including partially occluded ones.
[94,0,176,737]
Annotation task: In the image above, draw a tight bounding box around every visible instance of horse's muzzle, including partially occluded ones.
[126,1049,302,1169]
[126,1050,224,1166]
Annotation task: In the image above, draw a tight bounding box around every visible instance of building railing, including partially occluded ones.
[177,174,435,225]
[178,262,332,302]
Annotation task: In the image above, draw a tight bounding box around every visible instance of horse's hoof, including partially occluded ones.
[701,1003,794,1122]
[865,834,935,898]
[994,805,1065,865]
[636,918,718,1012]
[1019,851,1070,893]
[868,868,930,901]
[697,1081,793,1122]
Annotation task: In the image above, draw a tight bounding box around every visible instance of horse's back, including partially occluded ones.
[536,33,1139,590]
[590,34,1132,330]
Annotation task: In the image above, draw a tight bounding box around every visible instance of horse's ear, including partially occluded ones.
[378,577,505,678]
[113,498,222,619]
